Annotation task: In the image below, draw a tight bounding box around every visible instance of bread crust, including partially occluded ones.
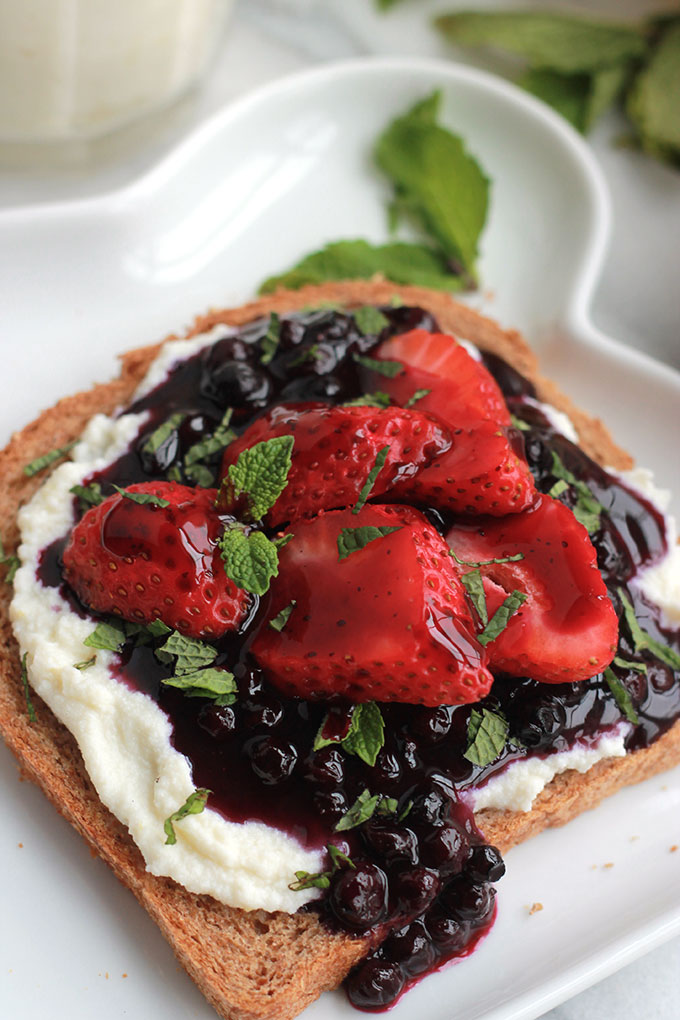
[0,281,677,1020]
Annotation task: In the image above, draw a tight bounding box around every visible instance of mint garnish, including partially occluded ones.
[353,306,389,336]
[404,388,431,408]
[164,788,211,846]
[335,789,381,832]
[70,482,105,510]
[549,451,603,534]
[613,655,647,673]
[289,843,355,892]
[220,526,280,597]
[163,667,237,705]
[619,589,680,669]
[0,535,20,585]
[337,525,402,561]
[353,352,404,378]
[73,656,96,671]
[260,312,281,365]
[353,446,391,515]
[156,631,218,674]
[220,435,294,523]
[464,707,509,766]
[112,486,170,508]
[450,550,524,568]
[477,590,527,646]
[20,652,37,724]
[341,392,391,409]
[83,620,127,652]
[24,441,76,478]
[269,601,297,632]
[141,412,186,459]
[460,568,488,626]
[603,667,639,724]
[314,702,385,767]
[183,408,235,475]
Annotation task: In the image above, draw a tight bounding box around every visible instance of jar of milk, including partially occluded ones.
[0,0,233,141]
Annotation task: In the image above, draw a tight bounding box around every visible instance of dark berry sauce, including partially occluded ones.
[37,305,680,1010]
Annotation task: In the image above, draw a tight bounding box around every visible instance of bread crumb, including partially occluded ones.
[671,845,678,853]
[105,972,109,980]
[122,973,128,979]
[603,862,614,869]
[630,835,639,842]
[528,902,543,915]
[17,842,23,848]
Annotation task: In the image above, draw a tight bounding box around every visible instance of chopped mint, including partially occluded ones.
[464,707,509,766]
[260,312,281,365]
[327,844,355,870]
[183,408,235,471]
[548,479,569,499]
[335,788,381,832]
[272,533,294,550]
[221,435,294,523]
[341,392,391,409]
[183,463,214,488]
[510,413,531,432]
[269,601,297,632]
[619,590,680,669]
[289,843,355,892]
[353,446,391,515]
[83,620,127,652]
[404,388,431,408]
[353,352,404,378]
[112,486,170,508]
[73,656,96,671]
[613,655,647,674]
[603,667,639,724]
[20,652,37,724]
[549,451,603,534]
[70,482,105,510]
[376,796,399,816]
[162,667,237,705]
[141,412,186,459]
[288,344,322,368]
[0,535,20,585]
[314,701,386,768]
[156,631,217,674]
[24,441,76,478]
[353,306,389,336]
[461,568,488,626]
[337,525,402,561]
[220,526,280,597]
[164,788,211,846]
[477,590,527,646]
[450,549,524,568]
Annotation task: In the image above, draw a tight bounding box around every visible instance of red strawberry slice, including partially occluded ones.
[63,481,249,639]
[391,420,537,516]
[251,504,493,706]
[219,403,452,527]
[368,329,511,427]
[446,494,618,683]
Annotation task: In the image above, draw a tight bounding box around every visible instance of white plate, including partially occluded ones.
[1,58,679,1020]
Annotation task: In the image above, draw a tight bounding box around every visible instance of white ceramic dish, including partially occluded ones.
[1,58,679,1020]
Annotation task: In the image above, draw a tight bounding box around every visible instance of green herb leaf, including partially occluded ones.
[341,702,386,767]
[619,590,680,669]
[353,306,389,336]
[477,590,527,646]
[112,485,170,508]
[335,789,381,832]
[521,63,629,134]
[288,870,331,892]
[288,343,322,368]
[73,656,96,671]
[164,788,211,846]
[376,796,399,816]
[0,535,20,585]
[260,312,281,365]
[510,413,531,432]
[20,652,37,723]
[352,353,404,378]
[269,601,297,632]
[603,667,640,724]
[464,707,509,766]
[353,446,391,515]
[375,90,490,281]
[223,435,294,522]
[24,441,76,478]
[273,533,294,550]
[342,391,391,409]
[404,388,431,408]
[337,525,402,561]
[435,11,647,74]
[550,451,602,534]
[184,408,235,470]
[327,844,355,870]
[450,550,524,568]
[141,412,186,459]
[627,20,680,164]
[183,463,215,488]
[162,667,237,705]
[548,478,569,499]
[83,620,127,652]
[613,655,647,674]
[70,482,105,510]
[461,568,488,626]
[157,631,217,674]
[258,239,466,295]
[220,527,280,597]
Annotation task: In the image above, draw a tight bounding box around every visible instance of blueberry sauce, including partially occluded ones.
[36,305,680,1011]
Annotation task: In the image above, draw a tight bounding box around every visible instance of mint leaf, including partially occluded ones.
[258,239,466,295]
[223,435,294,522]
[376,796,399,816]
[335,789,381,832]
[518,64,628,134]
[603,667,639,724]
[269,601,297,632]
[289,870,331,892]
[220,527,279,597]
[112,485,170,508]
[435,11,647,74]
[0,535,20,585]
[24,441,76,478]
[342,391,391,409]
[613,655,647,674]
[184,408,235,469]
[450,550,524,568]
[548,478,569,499]
[273,533,294,550]
[164,788,211,845]
[83,620,127,652]
[70,482,105,510]
[353,446,391,515]
[260,312,281,365]
[619,590,680,669]
[352,353,404,379]
[353,306,389,336]
[549,451,602,534]
[328,844,355,870]
[461,568,488,626]
[375,90,490,281]
[464,707,509,766]
[73,656,96,671]
[20,652,37,724]
[337,525,402,561]
[510,413,530,432]
[627,20,680,164]
[183,463,214,488]
[157,631,217,674]
[162,667,237,705]
[404,388,431,408]
[340,703,385,767]
[477,590,527,646]
[141,412,186,459]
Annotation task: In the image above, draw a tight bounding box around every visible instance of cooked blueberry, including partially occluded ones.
[202,358,272,410]
[312,789,349,823]
[370,747,402,787]
[411,705,454,744]
[303,746,345,786]
[383,919,436,977]
[346,957,405,1010]
[466,844,506,884]
[419,823,468,875]
[441,877,495,923]
[362,820,418,865]
[248,737,297,784]
[409,783,452,828]
[198,703,236,740]
[242,695,284,730]
[392,866,440,916]
[279,373,344,403]
[426,911,470,952]
[330,863,388,930]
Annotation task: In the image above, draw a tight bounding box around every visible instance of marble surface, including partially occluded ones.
[1,1,679,1018]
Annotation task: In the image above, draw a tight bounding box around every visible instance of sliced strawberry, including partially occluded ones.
[62,482,249,639]
[219,403,451,527]
[368,329,511,428]
[251,505,493,706]
[446,494,618,683]
[391,420,537,516]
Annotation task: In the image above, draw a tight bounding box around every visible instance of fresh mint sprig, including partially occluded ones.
[464,707,509,766]
[314,702,385,767]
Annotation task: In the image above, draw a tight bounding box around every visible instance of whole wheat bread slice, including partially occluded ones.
[1,281,678,1020]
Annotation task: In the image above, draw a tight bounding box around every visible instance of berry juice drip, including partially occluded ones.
[36,306,680,1011]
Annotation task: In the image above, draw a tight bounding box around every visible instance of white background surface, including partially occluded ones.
[1,2,679,1019]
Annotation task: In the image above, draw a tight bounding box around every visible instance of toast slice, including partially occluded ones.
[1,281,679,1020]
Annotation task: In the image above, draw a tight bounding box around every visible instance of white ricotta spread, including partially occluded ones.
[467,726,630,814]
[10,327,679,912]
